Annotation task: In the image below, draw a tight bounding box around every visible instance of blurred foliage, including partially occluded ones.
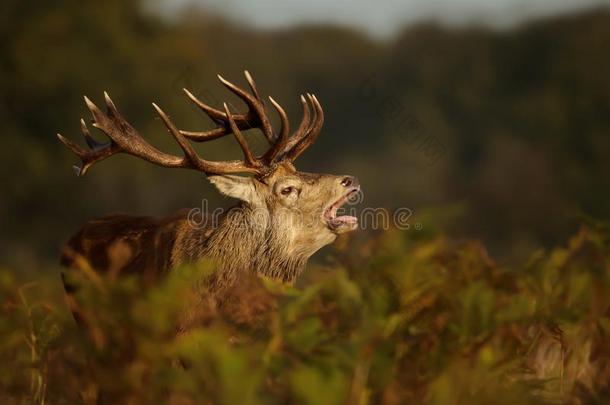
[2,1,610,269]
[2,224,610,404]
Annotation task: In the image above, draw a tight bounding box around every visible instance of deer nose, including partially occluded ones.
[340,176,359,188]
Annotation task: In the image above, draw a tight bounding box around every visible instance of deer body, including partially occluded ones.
[58,72,360,332]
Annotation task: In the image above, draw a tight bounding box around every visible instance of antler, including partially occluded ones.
[57,71,324,177]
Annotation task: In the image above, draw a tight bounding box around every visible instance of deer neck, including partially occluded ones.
[187,203,309,290]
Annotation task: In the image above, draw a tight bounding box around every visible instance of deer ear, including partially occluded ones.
[208,175,258,204]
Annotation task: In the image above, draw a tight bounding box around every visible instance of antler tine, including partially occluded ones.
[285,94,324,161]
[152,103,201,167]
[263,96,290,164]
[217,74,274,142]
[56,132,91,176]
[279,94,312,159]
[180,88,253,141]
[80,118,106,150]
[244,70,263,103]
[222,103,259,168]
[182,88,232,122]
[307,94,325,142]
[57,119,120,176]
[103,91,120,119]
[179,79,266,142]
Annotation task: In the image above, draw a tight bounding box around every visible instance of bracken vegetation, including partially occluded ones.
[2,223,610,404]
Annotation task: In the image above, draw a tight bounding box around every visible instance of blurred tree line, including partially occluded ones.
[1,0,610,270]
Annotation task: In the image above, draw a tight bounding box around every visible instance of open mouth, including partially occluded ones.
[324,187,360,232]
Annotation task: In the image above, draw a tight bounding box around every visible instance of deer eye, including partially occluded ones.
[281,186,294,195]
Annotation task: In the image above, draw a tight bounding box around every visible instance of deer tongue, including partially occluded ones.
[324,189,359,232]
[328,215,358,234]
[329,215,358,226]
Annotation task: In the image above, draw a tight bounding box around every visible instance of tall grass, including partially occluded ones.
[2,224,609,403]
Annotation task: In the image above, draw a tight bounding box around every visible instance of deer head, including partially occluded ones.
[58,72,360,281]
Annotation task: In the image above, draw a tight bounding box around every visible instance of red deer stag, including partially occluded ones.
[58,71,360,332]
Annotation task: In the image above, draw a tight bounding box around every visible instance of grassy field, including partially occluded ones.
[1,223,610,404]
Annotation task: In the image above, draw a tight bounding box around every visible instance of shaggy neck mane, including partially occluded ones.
[184,203,309,292]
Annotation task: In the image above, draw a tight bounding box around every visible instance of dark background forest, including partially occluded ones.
[2,0,609,270]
